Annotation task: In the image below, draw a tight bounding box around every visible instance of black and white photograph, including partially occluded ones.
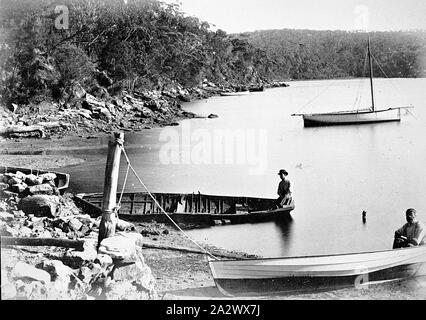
[0,0,425,306]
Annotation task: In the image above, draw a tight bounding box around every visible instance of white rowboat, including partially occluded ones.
[208,246,426,296]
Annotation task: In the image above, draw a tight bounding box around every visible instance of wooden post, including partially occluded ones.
[98,132,124,246]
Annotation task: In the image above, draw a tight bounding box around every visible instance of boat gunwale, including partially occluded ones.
[0,165,70,191]
[76,192,295,216]
[208,245,426,263]
[295,107,406,117]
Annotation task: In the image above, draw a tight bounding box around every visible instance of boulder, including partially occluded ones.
[116,219,135,232]
[95,254,113,267]
[10,183,27,193]
[105,281,143,300]
[39,173,56,183]
[68,217,83,232]
[26,183,57,196]
[18,195,61,217]
[11,261,51,284]
[63,238,98,268]
[40,260,74,292]
[83,93,105,111]
[25,174,43,186]
[0,211,14,221]
[98,234,137,261]
[18,226,33,237]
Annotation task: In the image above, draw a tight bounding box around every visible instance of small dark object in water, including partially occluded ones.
[208,114,218,119]
[362,210,367,223]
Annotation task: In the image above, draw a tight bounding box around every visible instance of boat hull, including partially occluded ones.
[220,91,250,96]
[74,192,295,228]
[0,166,70,195]
[209,246,426,296]
[302,108,401,127]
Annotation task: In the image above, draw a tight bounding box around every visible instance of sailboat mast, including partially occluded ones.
[367,35,375,111]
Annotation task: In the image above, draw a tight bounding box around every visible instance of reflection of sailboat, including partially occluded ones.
[292,36,413,127]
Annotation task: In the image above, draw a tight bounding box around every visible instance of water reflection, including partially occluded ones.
[272,216,294,256]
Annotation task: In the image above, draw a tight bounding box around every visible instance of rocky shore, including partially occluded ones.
[0,168,252,300]
[0,79,289,142]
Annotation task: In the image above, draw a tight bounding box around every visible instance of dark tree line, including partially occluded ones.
[241,29,426,80]
[0,0,425,107]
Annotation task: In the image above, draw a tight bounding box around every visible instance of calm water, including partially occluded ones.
[59,78,426,258]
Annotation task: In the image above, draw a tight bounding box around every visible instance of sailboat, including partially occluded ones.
[292,36,413,127]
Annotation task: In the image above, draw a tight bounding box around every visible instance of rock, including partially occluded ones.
[3,225,19,237]
[25,174,43,186]
[11,261,51,284]
[10,183,27,193]
[1,271,17,300]
[18,226,33,237]
[41,230,52,238]
[70,83,87,100]
[15,280,48,300]
[74,214,95,227]
[26,183,57,196]
[0,182,8,190]
[1,282,17,300]
[13,210,25,218]
[68,218,83,232]
[63,238,97,268]
[0,211,14,221]
[97,107,112,122]
[40,260,74,292]
[78,263,102,284]
[39,173,56,183]
[98,234,137,261]
[31,226,46,237]
[18,195,61,217]
[105,281,142,300]
[95,254,113,267]
[116,231,143,247]
[116,219,135,232]
[96,70,113,87]
[78,109,93,119]
[83,93,105,111]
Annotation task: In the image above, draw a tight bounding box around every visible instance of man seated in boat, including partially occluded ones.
[271,169,292,210]
[393,208,426,249]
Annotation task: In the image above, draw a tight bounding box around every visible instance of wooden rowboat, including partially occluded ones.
[220,91,250,96]
[0,166,70,195]
[74,192,295,228]
[208,245,426,296]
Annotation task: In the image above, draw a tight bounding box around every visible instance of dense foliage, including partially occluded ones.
[241,29,426,80]
[0,0,425,106]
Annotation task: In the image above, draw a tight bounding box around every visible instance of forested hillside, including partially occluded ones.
[0,0,425,109]
[240,29,426,80]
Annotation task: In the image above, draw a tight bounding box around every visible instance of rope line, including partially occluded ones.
[116,162,130,215]
[294,78,339,114]
[371,54,416,119]
[119,146,219,260]
[353,48,369,111]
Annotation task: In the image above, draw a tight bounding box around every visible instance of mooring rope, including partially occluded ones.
[371,54,417,119]
[119,145,219,260]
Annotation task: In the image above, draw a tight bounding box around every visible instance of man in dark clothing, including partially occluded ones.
[393,208,425,249]
[275,169,291,208]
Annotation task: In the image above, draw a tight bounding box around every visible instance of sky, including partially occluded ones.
[165,0,426,33]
